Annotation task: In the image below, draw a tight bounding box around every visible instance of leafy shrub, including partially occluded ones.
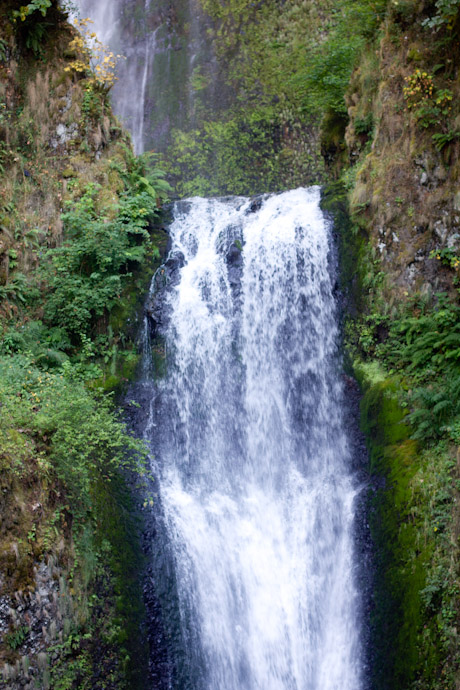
[302,37,365,116]
[0,272,39,306]
[65,17,123,92]
[409,379,460,440]
[293,0,387,116]
[373,295,460,441]
[0,354,147,519]
[42,155,169,343]
[12,1,52,21]
[403,69,435,108]
[167,107,297,196]
[0,320,71,367]
[403,70,453,138]
[354,113,374,135]
[431,129,459,150]
[12,0,55,56]
[422,0,460,31]
[5,626,29,650]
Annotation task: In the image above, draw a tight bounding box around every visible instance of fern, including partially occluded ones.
[432,399,452,418]
[449,376,460,401]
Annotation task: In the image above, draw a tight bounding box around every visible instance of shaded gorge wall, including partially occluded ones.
[74,0,326,194]
[76,0,226,154]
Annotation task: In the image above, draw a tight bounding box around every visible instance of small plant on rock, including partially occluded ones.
[403,69,434,107]
[64,18,123,91]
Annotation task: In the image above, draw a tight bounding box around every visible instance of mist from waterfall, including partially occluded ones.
[73,0,221,155]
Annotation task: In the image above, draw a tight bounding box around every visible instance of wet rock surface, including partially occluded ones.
[146,208,250,336]
[0,558,69,689]
[141,521,176,690]
[244,194,266,215]
[146,250,185,337]
[342,373,377,690]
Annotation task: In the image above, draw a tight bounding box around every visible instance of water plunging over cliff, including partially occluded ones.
[143,188,363,689]
[74,0,222,155]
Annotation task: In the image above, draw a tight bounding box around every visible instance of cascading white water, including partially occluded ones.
[147,188,363,690]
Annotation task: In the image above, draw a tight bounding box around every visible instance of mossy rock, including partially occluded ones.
[360,376,409,471]
[356,362,433,689]
[61,167,76,179]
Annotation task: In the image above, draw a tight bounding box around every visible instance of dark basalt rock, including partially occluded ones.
[226,240,243,285]
[226,239,244,314]
[146,250,185,336]
[245,195,265,215]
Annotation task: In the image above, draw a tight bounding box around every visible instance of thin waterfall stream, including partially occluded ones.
[74,0,220,155]
[140,189,364,689]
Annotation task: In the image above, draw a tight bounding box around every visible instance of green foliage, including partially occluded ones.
[81,84,103,124]
[0,38,7,63]
[354,113,374,135]
[0,319,70,367]
[166,106,320,196]
[0,354,147,519]
[46,530,147,689]
[12,0,55,56]
[42,155,168,343]
[0,12,163,686]
[432,129,459,150]
[27,0,52,17]
[430,246,460,269]
[326,0,460,679]
[357,361,459,690]
[378,296,460,375]
[299,37,364,116]
[422,0,460,31]
[0,341,149,682]
[409,381,460,441]
[356,294,460,443]
[5,626,29,650]
[0,331,150,685]
[0,272,39,306]
[166,0,387,194]
[403,69,454,148]
[292,0,386,116]
[23,17,50,54]
[12,0,52,22]
[403,69,435,108]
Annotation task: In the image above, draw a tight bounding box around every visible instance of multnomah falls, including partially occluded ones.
[76,3,368,688]
[3,0,460,687]
[139,191,366,689]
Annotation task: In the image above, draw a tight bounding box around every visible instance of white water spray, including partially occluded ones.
[148,189,363,690]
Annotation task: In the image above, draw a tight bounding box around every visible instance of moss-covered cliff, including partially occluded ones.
[163,0,389,196]
[0,2,169,688]
[324,3,460,688]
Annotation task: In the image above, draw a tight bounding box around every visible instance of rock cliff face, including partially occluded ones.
[75,0,221,155]
[0,3,165,688]
[80,0,329,195]
[0,1,131,304]
[326,5,460,689]
[343,7,460,302]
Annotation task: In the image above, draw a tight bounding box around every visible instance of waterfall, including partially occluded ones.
[72,0,220,155]
[74,0,152,154]
[144,188,363,689]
